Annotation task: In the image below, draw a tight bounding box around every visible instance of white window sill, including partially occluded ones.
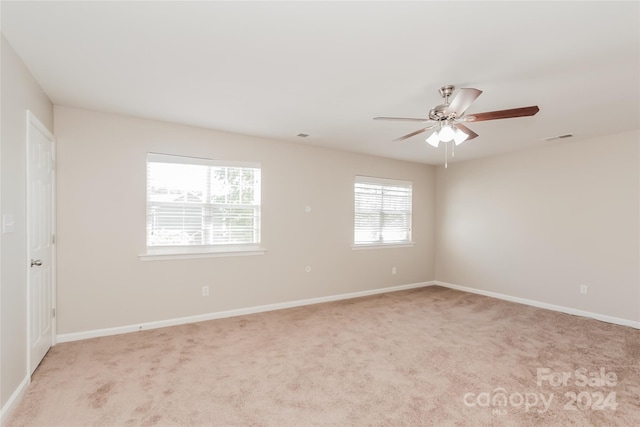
[351,242,414,250]
[139,246,267,261]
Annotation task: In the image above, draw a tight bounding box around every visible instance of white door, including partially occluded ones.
[27,111,56,374]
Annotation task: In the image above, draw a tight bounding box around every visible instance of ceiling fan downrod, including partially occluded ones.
[439,85,454,103]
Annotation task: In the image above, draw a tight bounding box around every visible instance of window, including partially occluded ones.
[354,176,412,247]
[144,153,262,258]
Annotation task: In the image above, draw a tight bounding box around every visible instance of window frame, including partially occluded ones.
[140,153,266,261]
[352,175,414,249]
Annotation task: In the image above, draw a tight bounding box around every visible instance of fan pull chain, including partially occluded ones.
[445,141,448,168]
[452,140,455,158]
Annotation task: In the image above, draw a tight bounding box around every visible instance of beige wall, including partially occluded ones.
[0,35,54,409]
[54,106,436,334]
[435,130,640,322]
[4,46,637,413]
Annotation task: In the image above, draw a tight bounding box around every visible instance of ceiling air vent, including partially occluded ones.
[542,133,574,142]
[296,133,310,138]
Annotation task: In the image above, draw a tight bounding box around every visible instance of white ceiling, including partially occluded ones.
[2,1,639,165]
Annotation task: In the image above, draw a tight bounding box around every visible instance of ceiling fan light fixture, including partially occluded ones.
[426,131,440,147]
[454,128,469,145]
[375,85,540,162]
[439,124,455,142]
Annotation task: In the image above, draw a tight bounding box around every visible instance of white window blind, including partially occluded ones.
[146,153,261,249]
[354,176,412,246]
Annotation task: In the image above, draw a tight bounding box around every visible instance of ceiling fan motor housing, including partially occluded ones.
[429,106,444,121]
[429,85,456,121]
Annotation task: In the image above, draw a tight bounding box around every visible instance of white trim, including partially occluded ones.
[26,110,54,141]
[139,247,267,261]
[56,279,639,343]
[0,375,29,426]
[352,243,414,250]
[57,281,433,343]
[433,281,640,329]
[55,279,639,344]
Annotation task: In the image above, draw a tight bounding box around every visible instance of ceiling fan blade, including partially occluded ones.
[455,123,479,141]
[464,106,540,122]
[374,116,431,122]
[444,88,482,118]
[393,124,438,142]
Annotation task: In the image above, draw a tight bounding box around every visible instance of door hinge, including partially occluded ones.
[52,308,56,318]
[52,234,56,244]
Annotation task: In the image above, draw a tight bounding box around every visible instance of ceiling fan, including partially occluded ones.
[374,85,539,147]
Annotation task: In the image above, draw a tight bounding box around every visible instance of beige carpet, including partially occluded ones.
[7,286,640,426]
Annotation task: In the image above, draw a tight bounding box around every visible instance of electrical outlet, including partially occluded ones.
[392,267,397,275]
[2,214,15,233]
[202,285,209,297]
[580,285,588,295]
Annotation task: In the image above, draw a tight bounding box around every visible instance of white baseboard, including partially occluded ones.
[433,281,640,329]
[56,279,639,344]
[57,281,433,343]
[0,375,29,427]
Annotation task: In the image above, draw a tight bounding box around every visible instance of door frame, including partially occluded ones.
[25,110,56,375]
